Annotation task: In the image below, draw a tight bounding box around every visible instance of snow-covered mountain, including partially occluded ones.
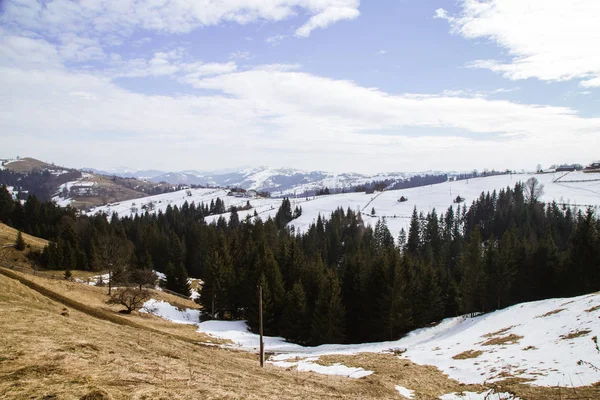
[82,165,446,195]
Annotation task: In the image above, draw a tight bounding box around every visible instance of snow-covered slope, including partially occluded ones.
[145,291,600,387]
[85,187,288,217]
[91,172,600,239]
[212,171,600,236]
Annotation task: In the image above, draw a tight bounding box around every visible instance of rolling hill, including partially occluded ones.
[88,171,600,238]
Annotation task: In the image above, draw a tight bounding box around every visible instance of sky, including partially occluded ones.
[1,0,599,174]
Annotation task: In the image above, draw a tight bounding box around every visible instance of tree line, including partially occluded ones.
[0,178,599,346]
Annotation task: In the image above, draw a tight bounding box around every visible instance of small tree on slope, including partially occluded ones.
[15,231,26,251]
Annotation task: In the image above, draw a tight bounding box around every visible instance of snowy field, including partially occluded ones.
[90,172,600,239]
[144,291,600,388]
[217,171,600,236]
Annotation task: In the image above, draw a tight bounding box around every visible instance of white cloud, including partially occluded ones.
[1,35,599,173]
[266,34,287,46]
[295,3,360,37]
[441,87,519,99]
[230,50,252,60]
[109,50,237,80]
[377,50,387,55]
[131,37,152,47]
[581,77,600,88]
[1,0,361,42]
[437,0,600,87]
[0,33,63,69]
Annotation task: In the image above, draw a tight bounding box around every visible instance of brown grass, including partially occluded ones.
[3,157,51,173]
[0,223,50,250]
[560,330,592,340]
[315,353,487,399]
[313,353,600,400]
[0,267,213,345]
[537,308,565,318]
[481,334,523,346]
[585,305,600,313]
[2,269,600,399]
[452,350,483,360]
[482,326,515,338]
[0,272,401,399]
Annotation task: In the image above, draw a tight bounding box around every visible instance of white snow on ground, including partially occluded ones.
[395,385,415,398]
[148,292,600,387]
[90,172,599,239]
[271,358,372,378]
[141,299,200,324]
[86,188,276,217]
[197,320,304,352]
[284,171,600,235]
[142,301,372,377]
[439,390,519,400]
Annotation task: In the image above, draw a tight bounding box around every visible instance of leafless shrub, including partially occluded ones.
[106,288,150,314]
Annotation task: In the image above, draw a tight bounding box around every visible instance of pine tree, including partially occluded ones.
[165,262,190,297]
[15,230,26,251]
[406,207,421,256]
[64,266,72,280]
[459,228,487,316]
[281,281,310,344]
[311,273,346,345]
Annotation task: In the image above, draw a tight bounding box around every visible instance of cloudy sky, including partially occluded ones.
[1,0,599,173]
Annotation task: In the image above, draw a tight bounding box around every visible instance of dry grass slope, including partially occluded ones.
[4,157,51,173]
[1,263,599,399]
[0,272,402,399]
[0,223,49,250]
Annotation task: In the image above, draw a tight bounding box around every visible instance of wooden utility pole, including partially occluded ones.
[258,284,264,367]
[212,291,216,319]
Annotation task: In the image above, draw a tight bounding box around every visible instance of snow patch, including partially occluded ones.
[439,390,519,400]
[141,299,200,325]
[395,385,415,398]
[270,358,372,378]
[198,292,600,387]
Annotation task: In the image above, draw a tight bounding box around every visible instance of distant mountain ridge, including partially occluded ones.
[82,166,448,195]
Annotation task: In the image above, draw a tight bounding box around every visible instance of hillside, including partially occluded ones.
[0,268,437,399]
[147,290,600,395]
[89,171,600,237]
[2,267,598,399]
[1,157,175,210]
[2,157,57,173]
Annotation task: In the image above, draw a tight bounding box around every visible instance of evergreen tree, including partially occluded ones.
[311,273,346,345]
[165,262,190,296]
[406,207,421,256]
[459,228,487,316]
[281,281,310,344]
[15,230,26,251]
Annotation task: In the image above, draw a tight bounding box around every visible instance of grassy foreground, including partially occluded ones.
[1,264,599,399]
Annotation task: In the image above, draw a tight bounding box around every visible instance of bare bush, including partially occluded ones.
[106,288,150,314]
[95,236,134,295]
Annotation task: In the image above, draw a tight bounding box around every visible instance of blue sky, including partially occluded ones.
[1,0,599,173]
